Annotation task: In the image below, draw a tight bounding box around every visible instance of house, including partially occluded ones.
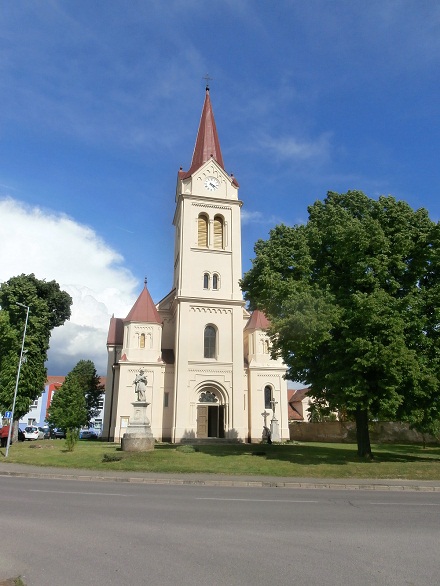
[287,387,311,422]
[102,87,290,443]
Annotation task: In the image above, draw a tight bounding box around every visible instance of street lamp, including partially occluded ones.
[5,302,30,458]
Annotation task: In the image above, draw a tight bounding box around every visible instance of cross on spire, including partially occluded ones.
[203,73,213,90]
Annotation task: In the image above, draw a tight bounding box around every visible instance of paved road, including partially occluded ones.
[1,474,439,585]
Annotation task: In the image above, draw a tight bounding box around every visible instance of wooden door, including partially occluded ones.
[197,405,208,438]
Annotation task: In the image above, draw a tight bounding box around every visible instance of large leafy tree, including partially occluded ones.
[47,359,103,451]
[241,191,440,457]
[0,274,72,419]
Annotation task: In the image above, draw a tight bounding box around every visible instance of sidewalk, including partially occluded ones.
[1,461,440,491]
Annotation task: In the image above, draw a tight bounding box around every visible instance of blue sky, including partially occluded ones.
[1,1,439,375]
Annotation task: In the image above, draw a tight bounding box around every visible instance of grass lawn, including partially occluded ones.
[1,439,440,480]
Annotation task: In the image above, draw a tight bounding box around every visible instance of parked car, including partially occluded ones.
[50,428,66,439]
[0,426,25,446]
[38,426,50,439]
[80,430,98,440]
[24,426,44,440]
[0,425,10,447]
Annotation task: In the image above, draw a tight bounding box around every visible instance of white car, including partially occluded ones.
[23,426,44,440]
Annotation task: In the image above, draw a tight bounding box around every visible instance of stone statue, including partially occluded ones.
[133,369,147,402]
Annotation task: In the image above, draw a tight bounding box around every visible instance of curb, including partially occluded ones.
[1,468,439,492]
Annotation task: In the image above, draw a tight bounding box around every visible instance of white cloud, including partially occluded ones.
[258,132,332,164]
[0,197,138,374]
[241,210,282,227]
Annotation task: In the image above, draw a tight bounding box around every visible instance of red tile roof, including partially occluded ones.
[107,315,124,345]
[245,309,271,331]
[179,88,239,188]
[183,87,224,179]
[124,285,162,324]
[288,388,310,421]
[46,376,66,385]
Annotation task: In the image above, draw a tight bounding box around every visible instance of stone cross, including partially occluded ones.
[261,411,269,427]
[269,398,278,417]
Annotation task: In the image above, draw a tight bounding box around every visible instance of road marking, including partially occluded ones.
[367,502,440,506]
[29,489,127,496]
[196,498,318,503]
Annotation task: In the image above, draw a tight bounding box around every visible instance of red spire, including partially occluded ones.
[124,283,162,324]
[183,87,224,178]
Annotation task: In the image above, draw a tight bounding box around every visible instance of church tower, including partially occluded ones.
[103,87,289,444]
[159,86,247,442]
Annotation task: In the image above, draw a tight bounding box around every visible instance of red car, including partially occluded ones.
[0,426,25,446]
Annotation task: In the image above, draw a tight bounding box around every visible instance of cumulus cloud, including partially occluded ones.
[0,198,138,374]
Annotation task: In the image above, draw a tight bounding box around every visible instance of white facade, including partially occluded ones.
[103,88,289,443]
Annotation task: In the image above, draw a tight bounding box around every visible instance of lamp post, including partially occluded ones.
[5,302,30,458]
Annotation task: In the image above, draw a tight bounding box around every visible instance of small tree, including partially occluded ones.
[46,359,103,451]
[66,360,104,425]
[47,378,87,451]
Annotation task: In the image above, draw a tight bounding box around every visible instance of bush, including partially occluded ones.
[176,444,199,453]
[102,453,123,462]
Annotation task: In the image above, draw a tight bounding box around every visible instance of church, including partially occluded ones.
[102,87,289,443]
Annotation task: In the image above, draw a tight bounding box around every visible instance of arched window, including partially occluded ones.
[213,215,224,249]
[264,385,272,409]
[204,325,217,359]
[140,333,145,348]
[203,273,210,289]
[198,214,209,247]
[212,273,219,290]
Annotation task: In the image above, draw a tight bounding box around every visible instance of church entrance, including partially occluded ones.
[196,388,225,438]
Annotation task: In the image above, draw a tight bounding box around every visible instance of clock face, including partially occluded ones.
[204,176,220,191]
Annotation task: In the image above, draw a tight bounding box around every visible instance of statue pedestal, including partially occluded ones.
[121,401,155,452]
[270,418,280,442]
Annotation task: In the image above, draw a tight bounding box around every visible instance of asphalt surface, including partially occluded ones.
[1,461,439,491]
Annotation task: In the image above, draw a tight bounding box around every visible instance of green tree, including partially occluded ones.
[241,191,440,457]
[66,359,104,424]
[47,377,88,451]
[46,359,103,451]
[0,274,72,419]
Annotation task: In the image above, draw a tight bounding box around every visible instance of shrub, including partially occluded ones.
[176,444,198,453]
[102,453,123,462]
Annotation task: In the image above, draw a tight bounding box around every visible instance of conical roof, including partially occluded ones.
[245,309,271,331]
[124,284,162,324]
[182,87,224,178]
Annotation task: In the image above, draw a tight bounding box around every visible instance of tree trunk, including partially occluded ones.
[355,408,372,458]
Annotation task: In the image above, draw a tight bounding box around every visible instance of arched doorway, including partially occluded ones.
[196,388,225,439]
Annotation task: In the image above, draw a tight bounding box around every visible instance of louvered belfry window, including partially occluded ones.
[213,215,224,249]
[198,214,208,247]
